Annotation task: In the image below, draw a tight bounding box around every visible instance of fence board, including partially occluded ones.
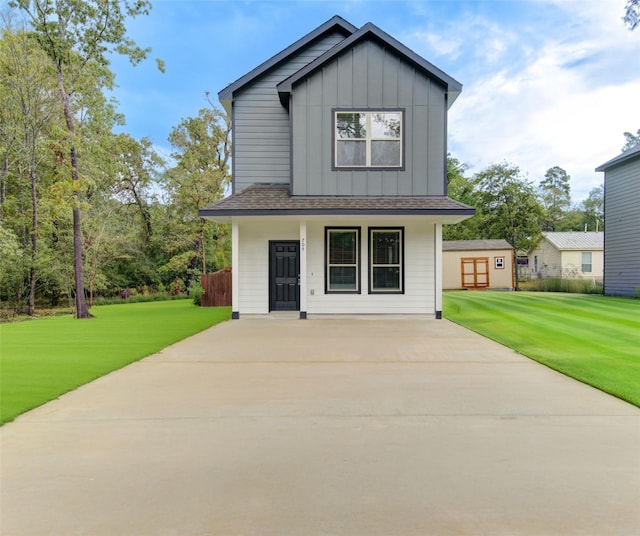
[201,268,232,307]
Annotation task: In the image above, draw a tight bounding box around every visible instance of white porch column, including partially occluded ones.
[434,223,443,319]
[231,220,240,319]
[299,220,307,319]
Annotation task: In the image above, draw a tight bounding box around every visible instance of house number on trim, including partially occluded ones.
[301,238,305,251]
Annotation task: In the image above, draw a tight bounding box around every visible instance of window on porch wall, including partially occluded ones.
[326,228,360,293]
[369,228,404,293]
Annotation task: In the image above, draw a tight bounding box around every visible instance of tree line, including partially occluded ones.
[1,2,230,317]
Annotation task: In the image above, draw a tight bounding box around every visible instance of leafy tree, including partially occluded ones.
[165,103,231,283]
[11,0,156,318]
[622,128,640,151]
[443,154,479,240]
[473,162,544,289]
[579,185,604,232]
[539,166,571,232]
[624,0,640,30]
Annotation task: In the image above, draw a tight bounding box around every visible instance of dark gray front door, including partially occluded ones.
[269,241,300,311]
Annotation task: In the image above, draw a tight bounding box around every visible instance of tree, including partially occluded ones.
[622,129,640,151]
[0,25,59,314]
[12,0,155,318]
[473,162,544,290]
[165,103,231,282]
[624,0,640,30]
[443,154,479,240]
[539,166,571,232]
[580,185,604,232]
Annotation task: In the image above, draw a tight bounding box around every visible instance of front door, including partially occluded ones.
[269,241,300,311]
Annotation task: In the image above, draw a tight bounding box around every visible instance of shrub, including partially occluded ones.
[524,278,603,295]
[189,282,204,306]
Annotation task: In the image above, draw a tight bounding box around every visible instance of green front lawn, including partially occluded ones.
[444,291,640,406]
[0,301,231,424]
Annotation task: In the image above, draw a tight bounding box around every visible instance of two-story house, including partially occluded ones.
[200,16,474,318]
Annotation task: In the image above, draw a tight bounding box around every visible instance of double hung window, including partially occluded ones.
[369,228,404,293]
[326,228,360,293]
[581,252,592,273]
[335,111,403,168]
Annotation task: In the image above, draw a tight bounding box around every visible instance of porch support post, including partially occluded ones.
[231,220,240,319]
[434,223,443,319]
[299,220,307,319]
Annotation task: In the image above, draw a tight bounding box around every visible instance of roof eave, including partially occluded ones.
[218,15,357,107]
[276,22,462,108]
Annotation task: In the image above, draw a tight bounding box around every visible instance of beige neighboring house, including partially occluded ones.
[528,232,603,280]
[443,240,514,290]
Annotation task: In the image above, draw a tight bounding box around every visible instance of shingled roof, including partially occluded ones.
[199,184,475,221]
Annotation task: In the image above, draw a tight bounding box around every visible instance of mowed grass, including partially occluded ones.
[0,301,231,424]
[444,291,640,406]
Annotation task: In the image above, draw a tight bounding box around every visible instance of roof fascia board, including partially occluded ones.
[595,144,640,171]
[218,15,356,107]
[277,22,462,106]
[199,208,476,217]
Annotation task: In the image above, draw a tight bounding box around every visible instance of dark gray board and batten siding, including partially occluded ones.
[290,39,447,198]
[232,32,347,193]
[600,154,640,297]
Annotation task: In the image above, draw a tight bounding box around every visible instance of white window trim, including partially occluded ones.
[369,228,404,294]
[334,110,403,169]
[326,228,360,293]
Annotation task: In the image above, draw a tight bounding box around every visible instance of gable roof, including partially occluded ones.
[595,144,640,172]
[218,16,357,112]
[199,183,474,222]
[540,232,603,251]
[276,22,462,108]
[443,239,513,252]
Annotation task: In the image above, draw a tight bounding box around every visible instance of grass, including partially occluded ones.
[0,301,231,424]
[443,291,640,407]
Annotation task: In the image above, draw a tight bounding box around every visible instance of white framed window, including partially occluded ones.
[334,110,403,169]
[369,228,404,293]
[581,251,592,273]
[495,257,505,269]
[326,227,360,293]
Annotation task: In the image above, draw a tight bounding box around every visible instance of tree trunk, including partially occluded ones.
[57,67,90,318]
[29,166,38,316]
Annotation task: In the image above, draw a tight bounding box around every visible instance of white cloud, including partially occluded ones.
[418,0,640,202]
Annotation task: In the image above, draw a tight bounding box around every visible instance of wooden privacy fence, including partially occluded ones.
[201,268,232,307]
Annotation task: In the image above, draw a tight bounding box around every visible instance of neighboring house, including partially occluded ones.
[596,145,640,298]
[442,240,514,290]
[199,16,474,318]
[528,232,603,280]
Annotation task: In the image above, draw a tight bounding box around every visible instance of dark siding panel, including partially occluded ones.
[291,38,448,197]
[233,32,345,192]
[604,157,640,297]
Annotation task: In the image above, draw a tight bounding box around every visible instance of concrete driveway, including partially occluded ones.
[1,316,639,535]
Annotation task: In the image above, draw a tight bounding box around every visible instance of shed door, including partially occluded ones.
[269,241,300,311]
[461,257,489,289]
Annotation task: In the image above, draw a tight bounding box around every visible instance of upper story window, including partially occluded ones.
[334,110,403,169]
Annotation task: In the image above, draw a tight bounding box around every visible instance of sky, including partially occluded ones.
[104,0,640,203]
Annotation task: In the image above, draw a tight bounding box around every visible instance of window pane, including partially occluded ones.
[372,232,400,264]
[336,113,367,139]
[372,267,400,290]
[329,231,357,264]
[337,140,366,166]
[371,141,400,166]
[330,266,357,290]
[371,112,401,138]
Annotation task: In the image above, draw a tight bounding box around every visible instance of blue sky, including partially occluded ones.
[107,0,640,202]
